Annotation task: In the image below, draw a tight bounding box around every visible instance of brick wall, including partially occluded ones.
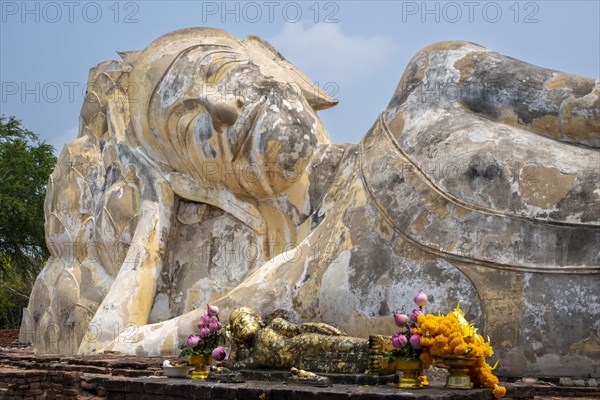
[0,330,18,347]
[0,351,163,400]
[0,369,82,399]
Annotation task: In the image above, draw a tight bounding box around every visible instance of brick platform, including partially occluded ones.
[533,385,600,399]
[103,377,534,400]
[1,350,596,399]
[0,350,163,399]
[0,368,81,399]
[0,331,19,348]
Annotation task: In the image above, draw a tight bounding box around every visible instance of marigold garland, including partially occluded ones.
[414,312,493,357]
[493,385,507,398]
[419,350,432,370]
[413,304,506,398]
[387,297,506,398]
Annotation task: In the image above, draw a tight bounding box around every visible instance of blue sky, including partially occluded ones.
[1,1,599,154]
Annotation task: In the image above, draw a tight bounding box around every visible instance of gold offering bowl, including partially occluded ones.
[439,355,477,389]
[395,358,423,389]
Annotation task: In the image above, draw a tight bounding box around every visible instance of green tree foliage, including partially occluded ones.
[0,272,31,329]
[0,116,56,329]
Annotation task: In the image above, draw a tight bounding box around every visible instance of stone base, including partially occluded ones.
[4,351,598,399]
[104,378,534,400]
[534,384,600,399]
[239,369,395,385]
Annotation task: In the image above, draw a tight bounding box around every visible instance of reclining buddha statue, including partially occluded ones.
[227,307,376,374]
[21,28,599,378]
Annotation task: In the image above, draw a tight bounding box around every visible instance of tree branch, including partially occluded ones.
[0,281,30,300]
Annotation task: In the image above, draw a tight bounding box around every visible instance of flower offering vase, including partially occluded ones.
[189,354,212,379]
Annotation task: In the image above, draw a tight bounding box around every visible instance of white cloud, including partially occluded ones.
[270,23,397,83]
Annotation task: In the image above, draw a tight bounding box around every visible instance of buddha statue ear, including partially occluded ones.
[243,35,339,111]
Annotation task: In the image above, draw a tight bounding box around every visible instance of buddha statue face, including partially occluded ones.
[127,29,338,199]
[229,307,263,341]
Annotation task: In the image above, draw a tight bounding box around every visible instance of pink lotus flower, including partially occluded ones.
[392,333,408,348]
[187,335,200,347]
[393,312,409,327]
[199,327,211,338]
[409,334,422,349]
[207,304,219,317]
[414,290,428,307]
[209,318,221,332]
[410,308,424,322]
[211,346,226,361]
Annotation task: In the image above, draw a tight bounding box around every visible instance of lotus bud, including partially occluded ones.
[209,318,221,332]
[187,335,200,347]
[409,334,422,349]
[393,312,409,327]
[414,290,428,307]
[207,304,219,317]
[211,346,226,361]
[410,308,424,322]
[392,333,408,348]
[199,327,211,338]
[200,314,212,327]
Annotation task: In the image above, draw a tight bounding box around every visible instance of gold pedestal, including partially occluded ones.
[441,356,476,389]
[189,354,212,380]
[395,358,423,389]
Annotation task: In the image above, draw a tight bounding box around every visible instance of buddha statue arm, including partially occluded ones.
[296,322,346,336]
[269,318,346,337]
[229,345,257,369]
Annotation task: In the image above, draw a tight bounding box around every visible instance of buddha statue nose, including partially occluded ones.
[208,101,240,132]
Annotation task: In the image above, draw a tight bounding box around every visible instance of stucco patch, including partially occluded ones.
[518,166,575,209]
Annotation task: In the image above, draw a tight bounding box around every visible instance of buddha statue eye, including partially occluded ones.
[203,51,240,82]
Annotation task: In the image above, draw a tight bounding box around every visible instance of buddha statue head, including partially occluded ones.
[229,307,263,342]
[124,28,338,199]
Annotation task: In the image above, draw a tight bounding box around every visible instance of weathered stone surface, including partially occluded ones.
[559,378,573,387]
[212,41,600,378]
[21,30,599,379]
[22,28,337,357]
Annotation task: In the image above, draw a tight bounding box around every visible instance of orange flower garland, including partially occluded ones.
[493,385,507,398]
[414,313,493,357]
[414,305,507,398]
[419,350,433,370]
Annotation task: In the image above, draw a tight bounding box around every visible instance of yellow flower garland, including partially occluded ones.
[414,306,506,398]
[419,350,433,370]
